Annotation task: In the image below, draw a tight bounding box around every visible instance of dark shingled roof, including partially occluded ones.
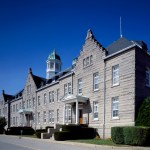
[32,74,46,88]
[106,37,134,55]
[3,93,14,102]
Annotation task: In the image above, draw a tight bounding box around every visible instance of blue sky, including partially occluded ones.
[0,0,150,95]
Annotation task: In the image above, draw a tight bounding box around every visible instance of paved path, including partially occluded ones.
[0,135,150,150]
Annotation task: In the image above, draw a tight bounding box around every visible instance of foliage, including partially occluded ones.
[123,126,150,146]
[0,117,7,128]
[35,129,46,138]
[54,131,70,141]
[136,97,150,126]
[111,126,150,146]
[5,127,35,135]
[54,124,96,141]
[111,127,124,144]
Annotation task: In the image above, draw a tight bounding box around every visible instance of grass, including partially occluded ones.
[68,139,120,146]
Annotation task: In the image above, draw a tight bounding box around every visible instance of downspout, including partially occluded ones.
[103,60,106,139]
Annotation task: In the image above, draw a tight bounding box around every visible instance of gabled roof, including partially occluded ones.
[32,74,46,88]
[106,37,134,55]
[3,93,14,103]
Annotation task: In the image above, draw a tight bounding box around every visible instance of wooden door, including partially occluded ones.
[79,109,83,124]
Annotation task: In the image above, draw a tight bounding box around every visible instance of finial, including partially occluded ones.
[86,29,93,40]
[120,16,123,38]
[28,67,32,74]
[2,90,4,94]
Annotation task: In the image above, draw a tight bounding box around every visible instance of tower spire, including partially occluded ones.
[120,16,123,38]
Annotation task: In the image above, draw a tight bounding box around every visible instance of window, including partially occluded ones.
[78,78,82,94]
[112,97,119,118]
[13,117,15,126]
[33,113,35,124]
[112,65,119,86]
[49,92,52,103]
[90,55,93,64]
[23,101,25,109]
[64,84,68,95]
[57,89,59,102]
[65,105,72,123]
[13,105,15,112]
[38,96,40,106]
[83,55,93,68]
[93,101,98,120]
[57,109,59,122]
[16,117,18,126]
[49,110,54,123]
[146,68,150,87]
[93,72,99,91]
[44,94,46,105]
[27,85,31,95]
[43,111,46,123]
[50,62,54,69]
[33,98,35,108]
[52,91,54,103]
[38,112,40,124]
[68,82,72,94]
[10,106,12,113]
[27,100,29,108]
[86,57,89,66]
[29,99,31,108]
[19,102,22,109]
[16,104,18,112]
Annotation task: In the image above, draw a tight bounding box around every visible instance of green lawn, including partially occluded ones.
[68,139,120,146]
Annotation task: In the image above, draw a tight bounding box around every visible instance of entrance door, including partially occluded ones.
[79,109,83,124]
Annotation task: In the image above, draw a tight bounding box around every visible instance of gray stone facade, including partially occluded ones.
[0,29,150,138]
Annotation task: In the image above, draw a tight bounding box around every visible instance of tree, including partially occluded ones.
[136,97,150,126]
[0,117,7,134]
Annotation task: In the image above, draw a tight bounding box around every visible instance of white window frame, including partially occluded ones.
[68,82,72,94]
[64,84,68,96]
[112,97,119,119]
[49,110,54,123]
[93,101,98,120]
[52,91,54,103]
[65,105,72,123]
[57,109,59,123]
[49,92,52,103]
[93,72,99,91]
[78,78,82,95]
[112,65,119,86]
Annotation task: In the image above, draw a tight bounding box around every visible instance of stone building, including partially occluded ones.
[0,29,150,138]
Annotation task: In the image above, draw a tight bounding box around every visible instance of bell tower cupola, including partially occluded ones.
[46,49,61,79]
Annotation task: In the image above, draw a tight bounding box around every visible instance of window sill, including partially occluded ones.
[93,118,99,121]
[83,63,93,69]
[93,89,99,92]
[111,117,120,120]
[111,84,120,88]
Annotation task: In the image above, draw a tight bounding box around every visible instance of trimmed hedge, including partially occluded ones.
[111,127,124,144]
[111,126,150,146]
[124,126,150,146]
[0,128,5,134]
[54,131,70,141]
[5,127,35,135]
[54,124,96,141]
[35,129,46,138]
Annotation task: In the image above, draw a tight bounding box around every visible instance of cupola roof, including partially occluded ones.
[47,49,61,61]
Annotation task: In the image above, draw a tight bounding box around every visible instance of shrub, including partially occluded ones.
[123,126,150,146]
[54,131,70,141]
[111,126,150,146]
[136,97,150,126]
[54,124,95,141]
[5,127,35,135]
[111,127,124,144]
[0,117,7,129]
[35,129,46,138]
[0,128,5,134]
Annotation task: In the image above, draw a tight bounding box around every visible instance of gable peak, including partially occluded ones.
[86,29,94,40]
